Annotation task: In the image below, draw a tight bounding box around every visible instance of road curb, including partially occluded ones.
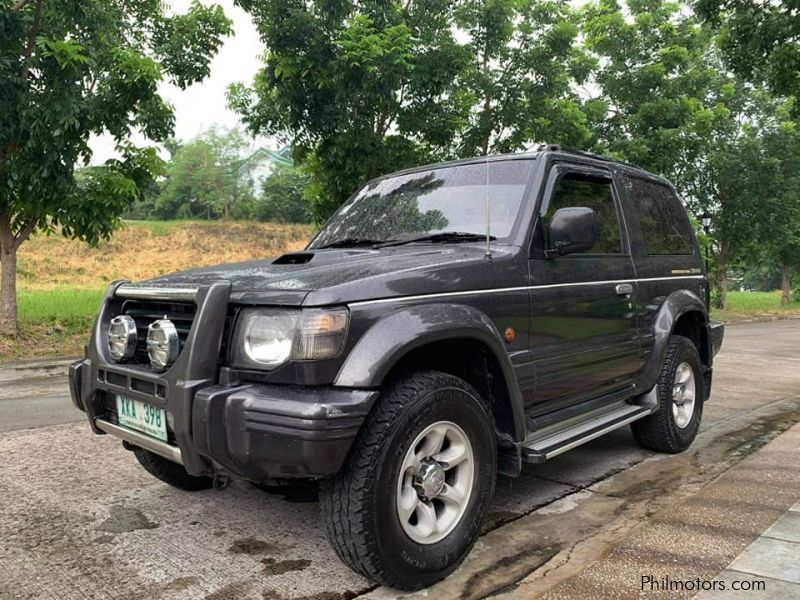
[0,356,80,383]
[721,314,800,325]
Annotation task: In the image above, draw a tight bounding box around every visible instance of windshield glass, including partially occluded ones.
[308,160,534,249]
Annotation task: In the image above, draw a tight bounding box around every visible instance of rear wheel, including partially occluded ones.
[632,335,704,453]
[132,447,213,491]
[320,370,496,590]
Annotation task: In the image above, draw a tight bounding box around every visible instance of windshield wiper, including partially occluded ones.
[317,237,385,249]
[374,231,496,249]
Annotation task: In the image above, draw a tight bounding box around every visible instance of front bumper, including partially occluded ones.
[69,281,378,480]
[191,384,377,479]
[71,359,377,479]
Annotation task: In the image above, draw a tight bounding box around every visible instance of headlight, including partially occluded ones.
[232,308,349,369]
[108,315,137,361]
[238,309,298,368]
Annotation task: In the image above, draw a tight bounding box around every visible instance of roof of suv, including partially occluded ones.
[368,145,673,189]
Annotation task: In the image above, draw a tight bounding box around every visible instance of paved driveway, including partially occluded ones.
[1,320,798,599]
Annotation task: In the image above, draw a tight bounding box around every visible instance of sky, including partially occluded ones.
[88,0,266,164]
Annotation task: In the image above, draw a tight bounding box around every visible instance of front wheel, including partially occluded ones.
[632,335,704,453]
[320,370,496,590]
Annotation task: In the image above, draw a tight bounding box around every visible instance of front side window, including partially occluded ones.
[308,160,533,249]
[542,172,623,254]
[627,177,694,255]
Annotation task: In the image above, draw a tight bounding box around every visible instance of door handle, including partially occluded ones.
[615,283,633,297]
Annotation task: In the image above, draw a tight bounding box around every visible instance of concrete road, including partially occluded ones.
[0,320,798,599]
[0,374,81,432]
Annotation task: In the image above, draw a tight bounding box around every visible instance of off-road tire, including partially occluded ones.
[320,370,496,590]
[632,335,704,453]
[133,447,213,491]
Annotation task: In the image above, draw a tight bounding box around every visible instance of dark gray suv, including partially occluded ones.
[70,146,724,590]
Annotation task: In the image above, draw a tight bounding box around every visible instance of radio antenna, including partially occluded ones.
[485,151,492,260]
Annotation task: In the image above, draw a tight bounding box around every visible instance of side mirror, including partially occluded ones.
[547,207,597,258]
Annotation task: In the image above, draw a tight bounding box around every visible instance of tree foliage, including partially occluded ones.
[153,128,315,223]
[581,0,732,185]
[697,0,800,102]
[448,0,594,156]
[578,1,788,307]
[255,163,314,224]
[0,0,231,335]
[155,127,253,220]
[755,98,800,303]
[230,0,591,221]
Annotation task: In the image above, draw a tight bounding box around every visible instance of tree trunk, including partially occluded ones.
[715,245,728,310]
[781,262,791,305]
[717,267,728,310]
[0,220,19,338]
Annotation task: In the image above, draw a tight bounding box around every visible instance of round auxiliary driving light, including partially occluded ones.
[146,319,180,371]
[108,315,138,362]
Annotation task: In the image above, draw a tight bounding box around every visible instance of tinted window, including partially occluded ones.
[543,173,622,254]
[309,161,532,248]
[628,177,694,255]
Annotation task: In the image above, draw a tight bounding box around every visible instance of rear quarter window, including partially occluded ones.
[627,177,695,255]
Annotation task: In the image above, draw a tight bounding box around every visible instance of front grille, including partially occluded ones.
[109,297,236,369]
[120,299,196,365]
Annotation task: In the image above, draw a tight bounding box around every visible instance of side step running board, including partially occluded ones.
[520,400,655,463]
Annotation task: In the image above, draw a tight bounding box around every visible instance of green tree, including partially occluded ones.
[0,0,231,336]
[580,0,768,308]
[581,0,731,183]
[756,100,800,304]
[452,0,594,156]
[688,93,800,308]
[702,126,772,308]
[685,4,800,301]
[697,0,800,102]
[230,0,590,222]
[256,163,313,223]
[155,127,253,220]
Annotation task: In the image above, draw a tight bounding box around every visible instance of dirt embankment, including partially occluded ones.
[18,221,313,291]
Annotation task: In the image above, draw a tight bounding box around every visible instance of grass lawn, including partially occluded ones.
[713,290,800,322]
[0,288,105,360]
[19,288,105,324]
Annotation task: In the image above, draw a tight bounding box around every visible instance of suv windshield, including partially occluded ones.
[309,160,534,249]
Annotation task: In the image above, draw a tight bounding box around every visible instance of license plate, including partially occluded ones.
[116,395,168,442]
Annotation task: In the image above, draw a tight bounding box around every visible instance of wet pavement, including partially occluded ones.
[0,320,798,599]
[694,500,800,599]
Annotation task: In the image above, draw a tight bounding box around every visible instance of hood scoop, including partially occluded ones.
[273,252,314,265]
[272,248,380,266]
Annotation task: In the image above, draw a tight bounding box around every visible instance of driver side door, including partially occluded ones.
[526,164,641,413]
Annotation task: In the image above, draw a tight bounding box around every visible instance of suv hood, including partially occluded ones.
[133,245,517,306]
